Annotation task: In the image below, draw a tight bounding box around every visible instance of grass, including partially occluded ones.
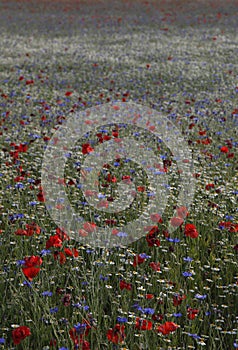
[0,0,237,349]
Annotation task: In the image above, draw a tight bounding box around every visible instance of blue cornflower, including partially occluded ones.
[23,280,32,287]
[42,291,53,297]
[39,249,51,256]
[29,201,37,206]
[117,231,128,237]
[139,253,151,259]
[182,271,192,277]
[17,259,26,266]
[188,333,201,340]
[138,307,155,315]
[0,338,5,344]
[99,274,109,281]
[183,256,193,262]
[50,307,59,314]
[166,237,180,243]
[117,317,128,323]
[15,183,24,189]
[173,313,182,317]
[195,294,207,300]
[74,323,87,334]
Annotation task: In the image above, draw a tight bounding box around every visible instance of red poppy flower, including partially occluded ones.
[62,293,71,306]
[119,280,132,291]
[53,251,66,265]
[22,267,41,281]
[149,262,160,272]
[150,213,163,223]
[64,247,79,257]
[107,324,125,344]
[170,217,183,227]
[220,146,229,153]
[145,294,154,300]
[146,226,160,247]
[219,221,238,233]
[24,256,42,267]
[187,308,199,320]
[69,327,91,348]
[15,228,28,236]
[205,183,215,190]
[56,227,70,241]
[137,186,145,192]
[173,294,186,306]
[82,143,94,155]
[83,222,97,233]
[176,206,189,219]
[184,224,199,238]
[135,318,153,331]
[106,173,117,183]
[25,222,41,236]
[37,188,45,202]
[12,326,31,345]
[46,235,63,249]
[157,321,178,335]
[133,255,146,267]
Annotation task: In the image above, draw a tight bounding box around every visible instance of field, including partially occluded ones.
[0,0,237,349]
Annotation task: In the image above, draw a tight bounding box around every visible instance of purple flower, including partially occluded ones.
[182,271,192,277]
[117,317,128,323]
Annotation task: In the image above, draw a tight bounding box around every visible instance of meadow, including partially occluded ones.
[0,0,237,349]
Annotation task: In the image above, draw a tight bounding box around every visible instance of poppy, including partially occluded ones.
[22,267,41,281]
[220,146,229,153]
[46,235,63,249]
[135,318,153,330]
[187,308,199,320]
[170,217,183,227]
[107,324,125,344]
[119,280,132,291]
[173,294,186,306]
[133,254,146,267]
[157,321,178,335]
[149,262,160,272]
[184,224,199,238]
[82,143,94,155]
[12,326,31,345]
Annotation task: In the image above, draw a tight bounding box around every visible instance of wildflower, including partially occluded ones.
[170,217,183,227]
[107,324,125,344]
[176,206,189,218]
[82,143,94,155]
[146,226,160,247]
[184,223,199,238]
[150,213,163,223]
[205,183,215,190]
[173,294,186,306]
[157,321,178,335]
[53,251,66,265]
[149,262,160,272]
[12,326,31,345]
[119,280,132,291]
[64,247,79,257]
[135,318,153,331]
[220,146,229,153]
[187,308,199,320]
[62,293,71,306]
[46,235,62,249]
[182,272,192,277]
[117,317,128,323]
